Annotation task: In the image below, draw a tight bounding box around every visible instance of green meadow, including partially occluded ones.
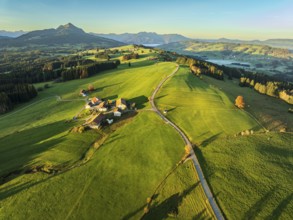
[0,50,214,219]
[156,65,293,219]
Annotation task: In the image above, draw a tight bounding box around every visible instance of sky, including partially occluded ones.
[0,0,292,40]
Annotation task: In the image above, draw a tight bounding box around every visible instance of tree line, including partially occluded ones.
[0,83,37,114]
[176,56,224,80]
[122,53,139,61]
[61,61,120,81]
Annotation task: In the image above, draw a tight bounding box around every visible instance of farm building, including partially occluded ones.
[96,101,108,112]
[116,98,127,110]
[85,114,105,129]
[113,108,122,117]
[91,97,101,105]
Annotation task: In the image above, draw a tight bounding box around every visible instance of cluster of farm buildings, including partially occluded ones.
[80,90,134,129]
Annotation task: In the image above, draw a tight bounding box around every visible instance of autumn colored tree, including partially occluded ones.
[88,84,95,92]
[235,96,245,109]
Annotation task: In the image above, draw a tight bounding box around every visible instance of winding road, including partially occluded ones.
[150,65,224,220]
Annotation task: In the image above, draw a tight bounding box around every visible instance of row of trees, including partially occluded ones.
[239,76,293,104]
[122,53,139,61]
[0,83,37,114]
[61,61,120,81]
[177,56,224,80]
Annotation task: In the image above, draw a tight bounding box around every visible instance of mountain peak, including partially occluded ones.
[56,23,85,34]
[58,23,74,29]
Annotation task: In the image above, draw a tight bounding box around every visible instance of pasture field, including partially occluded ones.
[0,111,213,219]
[155,66,261,144]
[0,53,214,219]
[156,66,293,219]
[0,59,176,177]
[203,76,293,131]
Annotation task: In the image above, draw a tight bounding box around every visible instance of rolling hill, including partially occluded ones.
[0,23,125,48]
[199,38,293,50]
[159,40,293,59]
[94,32,189,45]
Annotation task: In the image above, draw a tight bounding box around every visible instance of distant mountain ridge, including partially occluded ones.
[0,23,124,48]
[93,32,190,44]
[0,30,27,38]
[198,38,293,50]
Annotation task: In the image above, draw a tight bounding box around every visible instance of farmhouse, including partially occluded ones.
[116,98,127,110]
[85,113,105,129]
[96,101,108,112]
[91,97,101,105]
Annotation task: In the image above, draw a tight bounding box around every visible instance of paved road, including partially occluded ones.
[150,65,224,220]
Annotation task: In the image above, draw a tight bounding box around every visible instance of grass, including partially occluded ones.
[0,112,213,219]
[156,66,261,144]
[0,53,214,219]
[0,60,177,177]
[144,160,214,220]
[156,65,293,219]
[197,133,293,219]
[203,76,293,131]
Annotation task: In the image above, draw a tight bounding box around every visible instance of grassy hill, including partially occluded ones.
[155,66,293,219]
[0,48,214,219]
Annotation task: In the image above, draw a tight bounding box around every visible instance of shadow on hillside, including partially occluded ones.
[0,120,69,184]
[200,133,222,148]
[129,95,149,109]
[121,194,159,220]
[266,193,293,219]
[142,182,199,220]
[155,94,168,100]
[257,144,292,159]
[103,94,118,100]
[192,209,207,220]
[244,187,277,219]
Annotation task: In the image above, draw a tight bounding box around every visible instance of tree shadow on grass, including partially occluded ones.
[121,194,159,220]
[129,95,149,109]
[142,182,199,220]
[103,94,118,100]
[192,209,207,220]
[265,193,293,220]
[200,132,222,148]
[244,187,277,219]
[155,94,168,100]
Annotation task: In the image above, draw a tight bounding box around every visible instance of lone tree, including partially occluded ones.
[235,96,245,109]
[88,84,95,92]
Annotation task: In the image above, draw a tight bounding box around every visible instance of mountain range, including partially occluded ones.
[0,23,124,48]
[0,23,293,50]
[93,32,190,45]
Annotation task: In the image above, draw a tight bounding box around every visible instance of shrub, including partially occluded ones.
[88,84,95,92]
[37,87,43,92]
[235,96,245,109]
[44,84,50,89]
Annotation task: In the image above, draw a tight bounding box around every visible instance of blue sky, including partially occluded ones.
[0,0,292,40]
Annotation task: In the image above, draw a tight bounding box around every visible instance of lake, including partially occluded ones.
[207,59,251,67]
